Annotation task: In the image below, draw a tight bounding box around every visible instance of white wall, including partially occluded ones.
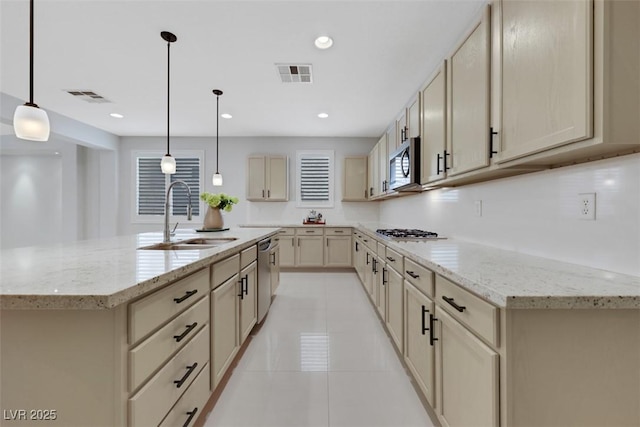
[379,153,640,276]
[0,134,119,249]
[118,136,379,235]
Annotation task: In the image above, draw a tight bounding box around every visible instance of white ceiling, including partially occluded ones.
[0,0,484,138]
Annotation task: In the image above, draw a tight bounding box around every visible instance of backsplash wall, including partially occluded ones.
[378,153,640,276]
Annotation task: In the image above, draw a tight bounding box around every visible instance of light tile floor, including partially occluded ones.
[204,271,435,427]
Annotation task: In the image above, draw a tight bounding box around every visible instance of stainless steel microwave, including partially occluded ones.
[389,137,421,192]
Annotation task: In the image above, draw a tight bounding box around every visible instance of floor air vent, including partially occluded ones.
[276,64,313,83]
[65,90,111,103]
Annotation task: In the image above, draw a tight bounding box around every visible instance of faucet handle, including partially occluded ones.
[170,222,179,236]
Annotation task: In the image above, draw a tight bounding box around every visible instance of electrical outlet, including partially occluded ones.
[578,193,596,220]
[474,200,482,217]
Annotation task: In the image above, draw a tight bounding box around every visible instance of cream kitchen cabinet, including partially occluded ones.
[363,247,376,299]
[386,122,397,160]
[353,232,366,282]
[436,306,499,427]
[407,93,420,139]
[239,260,257,344]
[385,256,404,352]
[377,133,389,195]
[396,110,407,147]
[277,228,295,267]
[325,228,352,267]
[368,142,379,198]
[247,155,289,201]
[211,255,240,388]
[494,0,640,166]
[295,228,325,267]
[374,254,386,320]
[404,281,436,407]
[447,5,491,176]
[342,156,368,201]
[420,62,447,184]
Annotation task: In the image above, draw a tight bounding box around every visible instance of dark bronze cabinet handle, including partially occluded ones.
[437,153,443,174]
[355,242,359,252]
[444,150,451,171]
[366,252,370,265]
[429,314,438,346]
[174,363,198,388]
[386,256,396,262]
[174,290,198,304]
[243,275,249,295]
[421,305,429,336]
[382,268,388,285]
[442,296,466,312]
[334,230,344,233]
[238,277,246,300]
[489,127,499,159]
[183,408,198,427]
[173,322,198,342]
[406,271,419,279]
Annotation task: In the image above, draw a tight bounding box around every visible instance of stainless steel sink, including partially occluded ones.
[138,237,237,250]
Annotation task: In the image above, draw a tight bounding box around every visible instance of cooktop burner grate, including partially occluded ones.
[376,228,440,239]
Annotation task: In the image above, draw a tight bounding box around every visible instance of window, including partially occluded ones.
[133,151,203,222]
[296,150,334,208]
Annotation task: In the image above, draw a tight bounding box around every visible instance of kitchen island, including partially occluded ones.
[0,227,279,427]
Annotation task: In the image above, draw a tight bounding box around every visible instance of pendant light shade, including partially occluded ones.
[212,89,224,186]
[161,154,176,174]
[14,104,50,141]
[161,31,177,174]
[14,0,50,142]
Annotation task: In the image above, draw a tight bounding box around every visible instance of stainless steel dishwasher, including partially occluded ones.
[257,237,277,323]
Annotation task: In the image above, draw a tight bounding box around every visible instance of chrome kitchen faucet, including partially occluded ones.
[164,180,192,243]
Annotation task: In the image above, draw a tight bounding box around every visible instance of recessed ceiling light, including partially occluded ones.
[318,113,329,119]
[314,36,333,50]
[221,113,232,119]
[109,113,124,119]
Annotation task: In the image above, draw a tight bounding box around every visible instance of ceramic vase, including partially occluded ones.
[203,206,223,229]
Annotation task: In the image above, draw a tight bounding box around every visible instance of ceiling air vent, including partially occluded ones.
[276,64,313,83]
[65,90,111,103]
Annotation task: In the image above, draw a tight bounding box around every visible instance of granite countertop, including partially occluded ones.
[0,227,279,310]
[355,224,640,309]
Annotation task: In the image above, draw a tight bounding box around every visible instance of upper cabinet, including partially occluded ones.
[496,0,593,163]
[447,5,491,177]
[407,93,421,140]
[246,155,289,201]
[420,62,447,185]
[342,156,368,201]
[494,0,640,166]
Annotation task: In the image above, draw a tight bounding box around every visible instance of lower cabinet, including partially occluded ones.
[211,273,240,388]
[375,256,386,320]
[404,281,436,406]
[363,249,375,298]
[296,236,324,267]
[279,235,295,267]
[159,363,211,427]
[385,266,403,352]
[239,261,258,344]
[270,244,280,295]
[436,306,499,427]
[325,236,352,267]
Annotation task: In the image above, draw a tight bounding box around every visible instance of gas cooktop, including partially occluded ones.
[376,229,443,240]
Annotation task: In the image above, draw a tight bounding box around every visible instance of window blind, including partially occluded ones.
[137,156,200,216]
[300,156,330,201]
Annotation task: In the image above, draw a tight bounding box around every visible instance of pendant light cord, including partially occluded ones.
[216,94,219,173]
[166,40,170,156]
[28,0,34,106]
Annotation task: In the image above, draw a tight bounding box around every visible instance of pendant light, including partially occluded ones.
[160,31,177,174]
[212,89,224,186]
[13,0,50,142]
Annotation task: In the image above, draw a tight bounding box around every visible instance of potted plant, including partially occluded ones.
[200,192,239,229]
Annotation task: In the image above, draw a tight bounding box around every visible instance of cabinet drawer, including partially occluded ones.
[212,254,240,290]
[384,247,404,273]
[325,227,350,236]
[159,363,211,427]
[436,275,499,347]
[404,258,434,298]
[129,325,209,427]
[129,268,209,345]
[278,227,295,236]
[377,241,386,256]
[296,227,324,236]
[362,235,376,252]
[129,296,209,392]
[240,245,257,269]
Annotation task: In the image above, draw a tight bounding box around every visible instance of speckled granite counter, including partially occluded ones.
[0,227,279,310]
[355,224,640,309]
